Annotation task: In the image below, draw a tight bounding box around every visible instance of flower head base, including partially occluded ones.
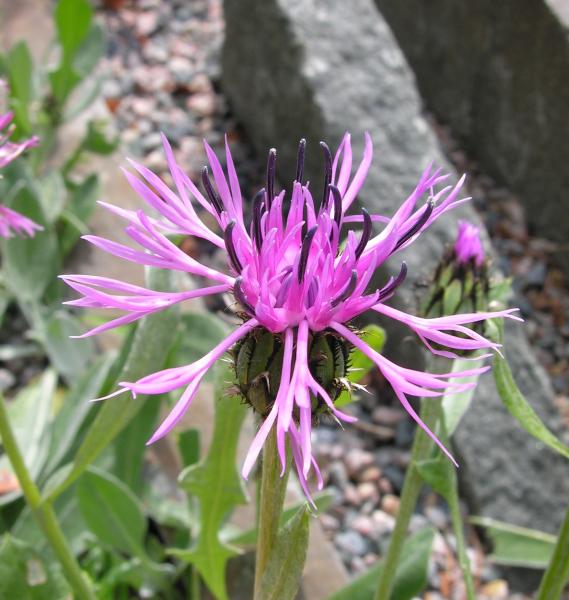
[0,81,42,238]
[63,132,521,500]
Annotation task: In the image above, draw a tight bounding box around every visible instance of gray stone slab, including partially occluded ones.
[373,0,569,268]
[222,0,569,541]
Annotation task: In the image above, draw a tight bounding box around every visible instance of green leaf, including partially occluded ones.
[82,119,119,156]
[48,65,81,106]
[113,390,162,494]
[470,516,555,569]
[0,535,71,599]
[43,354,114,477]
[5,42,33,133]
[54,0,92,59]
[178,428,201,468]
[172,312,230,382]
[173,363,248,600]
[77,466,146,557]
[59,174,99,257]
[0,370,57,506]
[328,527,435,600]
[37,171,66,224]
[3,187,59,302]
[72,24,104,77]
[63,79,102,122]
[441,356,484,436]
[43,268,179,502]
[493,319,569,460]
[43,311,94,383]
[258,507,310,600]
[415,457,454,500]
[14,486,89,557]
[336,324,386,408]
[442,280,462,315]
[228,490,334,547]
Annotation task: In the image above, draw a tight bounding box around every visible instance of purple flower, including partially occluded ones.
[0,84,42,238]
[454,220,485,267]
[62,133,520,499]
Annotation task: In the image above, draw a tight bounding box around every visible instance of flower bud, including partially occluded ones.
[422,221,490,319]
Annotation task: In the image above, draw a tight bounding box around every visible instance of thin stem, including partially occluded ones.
[0,393,96,600]
[536,502,569,600]
[374,398,440,600]
[253,426,290,599]
[448,492,476,599]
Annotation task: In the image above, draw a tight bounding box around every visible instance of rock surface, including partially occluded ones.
[373,0,569,268]
[455,319,569,534]
[222,0,569,534]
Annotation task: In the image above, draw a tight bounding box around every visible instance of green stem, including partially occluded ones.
[253,426,290,600]
[374,398,440,600]
[448,493,476,599]
[536,502,569,600]
[0,394,96,600]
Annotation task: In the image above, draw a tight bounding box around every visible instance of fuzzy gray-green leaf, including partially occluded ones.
[258,507,310,600]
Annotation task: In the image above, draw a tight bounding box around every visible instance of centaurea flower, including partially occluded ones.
[62,133,520,498]
[0,82,42,238]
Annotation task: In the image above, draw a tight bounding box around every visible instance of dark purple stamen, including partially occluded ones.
[320,141,332,210]
[224,220,242,273]
[394,201,434,250]
[377,262,407,301]
[201,167,224,215]
[234,276,255,315]
[251,188,266,251]
[297,225,318,283]
[328,184,343,231]
[355,208,372,259]
[305,278,318,308]
[296,138,306,183]
[331,270,358,307]
[266,148,277,210]
[275,272,293,308]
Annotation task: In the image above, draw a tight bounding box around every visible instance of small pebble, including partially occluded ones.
[381,494,400,516]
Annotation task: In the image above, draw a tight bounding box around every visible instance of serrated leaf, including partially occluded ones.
[493,319,569,460]
[0,535,71,599]
[43,268,179,502]
[328,527,435,600]
[77,466,146,557]
[336,324,386,408]
[173,363,248,600]
[258,507,309,600]
[470,516,555,569]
